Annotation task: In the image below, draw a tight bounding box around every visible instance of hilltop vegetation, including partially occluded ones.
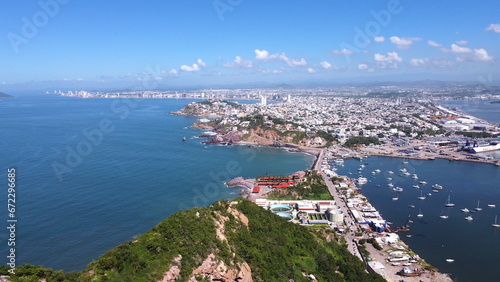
[266,170,333,200]
[2,198,383,282]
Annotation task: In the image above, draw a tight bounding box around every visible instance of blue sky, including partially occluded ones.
[1,0,499,91]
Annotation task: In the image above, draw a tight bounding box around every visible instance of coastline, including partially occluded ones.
[180,101,498,281]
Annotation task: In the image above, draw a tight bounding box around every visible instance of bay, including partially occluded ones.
[439,99,500,124]
[334,156,500,282]
[0,95,314,271]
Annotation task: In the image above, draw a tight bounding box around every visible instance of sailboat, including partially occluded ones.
[418,190,426,200]
[417,209,424,218]
[475,200,482,211]
[492,215,500,228]
[445,195,455,207]
[417,204,424,218]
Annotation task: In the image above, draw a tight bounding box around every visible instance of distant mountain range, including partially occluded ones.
[0,92,13,98]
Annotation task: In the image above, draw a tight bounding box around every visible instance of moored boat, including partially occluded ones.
[445,195,455,207]
[398,266,424,277]
[492,215,500,228]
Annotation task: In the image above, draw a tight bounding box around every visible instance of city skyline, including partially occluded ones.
[1,0,499,91]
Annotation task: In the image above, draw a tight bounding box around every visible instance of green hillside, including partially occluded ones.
[1,198,384,281]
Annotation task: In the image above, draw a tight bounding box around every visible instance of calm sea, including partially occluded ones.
[334,157,500,282]
[0,95,314,271]
[439,99,500,124]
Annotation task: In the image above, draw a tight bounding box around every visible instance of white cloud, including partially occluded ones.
[445,44,493,62]
[223,56,253,68]
[180,59,207,72]
[409,58,428,67]
[255,49,275,60]
[307,68,316,73]
[427,40,442,47]
[374,36,385,42]
[161,69,178,76]
[197,59,206,67]
[374,52,403,68]
[374,52,403,62]
[320,61,332,70]
[450,44,471,53]
[180,64,200,72]
[272,67,285,74]
[455,40,468,45]
[389,36,422,49]
[358,64,368,70]
[254,49,307,67]
[332,48,354,55]
[283,56,307,67]
[471,48,493,61]
[486,24,500,33]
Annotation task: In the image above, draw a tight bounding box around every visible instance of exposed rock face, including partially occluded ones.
[159,202,253,282]
[160,255,182,282]
[190,253,252,282]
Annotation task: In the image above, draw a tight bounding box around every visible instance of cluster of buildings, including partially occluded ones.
[255,199,345,227]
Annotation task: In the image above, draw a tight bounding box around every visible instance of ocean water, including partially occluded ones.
[334,157,500,282]
[0,95,315,271]
[439,99,500,124]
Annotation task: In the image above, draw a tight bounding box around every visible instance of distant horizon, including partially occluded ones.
[3,77,500,95]
[1,1,499,92]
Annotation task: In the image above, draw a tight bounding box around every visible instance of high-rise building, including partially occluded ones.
[260,94,267,106]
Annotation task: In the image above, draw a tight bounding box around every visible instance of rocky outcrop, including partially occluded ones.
[190,253,252,282]
[160,255,182,282]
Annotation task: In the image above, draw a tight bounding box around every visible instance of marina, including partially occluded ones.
[332,156,500,282]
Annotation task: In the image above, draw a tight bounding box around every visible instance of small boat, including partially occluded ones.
[492,215,500,228]
[439,215,449,219]
[413,185,420,189]
[392,197,399,201]
[388,183,394,187]
[445,195,455,207]
[406,235,412,238]
[417,207,424,218]
[461,208,470,213]
[432,184,443,190]
[418,191,426,200]
[465,216,473,221]
[393,187,404,192]
[400,168,407,172]
[419,181,427,185]
[402,161,409,164]
[446,259,454,263]
[374,169,381,173]
[412,174,418,179]
[182,137,186,142]
[409,204,415,208]
[475,200,482,211]
[433,190,440,193]
[488,204,496,208]
[388,170,394,174]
